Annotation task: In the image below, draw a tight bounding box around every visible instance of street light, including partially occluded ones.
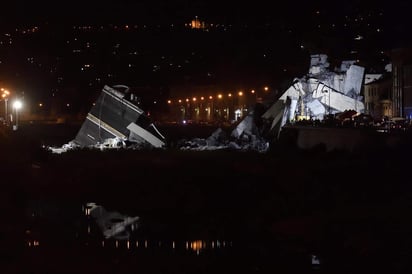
[12,100,22,130]
[1,89,10,124]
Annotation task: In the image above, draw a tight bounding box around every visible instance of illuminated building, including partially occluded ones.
[388,48,412,118]
[363,74,392,119]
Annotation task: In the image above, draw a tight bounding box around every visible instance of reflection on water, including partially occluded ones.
[68,239,233,254]
[22,200,322,273]
[84,202,139,240]
[24,201,232,255]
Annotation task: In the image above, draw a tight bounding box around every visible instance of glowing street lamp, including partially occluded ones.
[12,100,22,130]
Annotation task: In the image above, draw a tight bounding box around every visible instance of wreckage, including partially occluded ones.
[261,54,365,137]
[179,54,366,151]
[85,202,139,240]
[50,54,367,153]
[49,85,166,153]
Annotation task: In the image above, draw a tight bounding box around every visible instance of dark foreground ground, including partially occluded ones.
[1,123,412,274]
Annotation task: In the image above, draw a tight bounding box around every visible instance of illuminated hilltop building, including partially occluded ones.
[189,16,207,30]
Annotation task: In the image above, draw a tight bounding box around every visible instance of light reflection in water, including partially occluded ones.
[84,238,231,253]
[84,202,139,240]
[25,235,231,253]
[25,202,233,254]
[27,240,40,247]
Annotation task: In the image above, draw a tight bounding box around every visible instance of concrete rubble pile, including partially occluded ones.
[179,54,366,151]
[261,54,365,138]
[49,85,166,154]
[178,110,270,153]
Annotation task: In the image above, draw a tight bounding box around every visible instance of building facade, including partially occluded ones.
[388,48,412,118]
[363,74,392,119]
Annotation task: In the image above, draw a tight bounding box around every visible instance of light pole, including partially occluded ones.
[5,97,8,122]
[13,100,22,130]
[1,89,10,124]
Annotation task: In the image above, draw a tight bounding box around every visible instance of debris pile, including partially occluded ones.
[49,85,166,153]
[178,54,366,152]
[178,111,270,153]
[260,54,365,138]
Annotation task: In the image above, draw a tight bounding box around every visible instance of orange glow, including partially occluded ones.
[251,90,255,94]
[209,96,213,99]
[178,99,182,103]
[39,103,43,107]
[201,96,204,100]
[238,91,243,96]
[218,94,222,99]
[192,97,197,101]
[190,240,204,251]
[228,93,232,97]
[186,98,189,102]
[1,89,10,97]
[167,100,171,104]
[264,86,269,91]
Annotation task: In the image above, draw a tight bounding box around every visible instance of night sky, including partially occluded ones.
[1,0,412,110]
[1,1,410,25]
[0,1,410,46]
[0,1,410,49]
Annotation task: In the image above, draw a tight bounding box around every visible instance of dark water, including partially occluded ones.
[24,200,233,254]
[2,123,411,273]
[19,200,314,274]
